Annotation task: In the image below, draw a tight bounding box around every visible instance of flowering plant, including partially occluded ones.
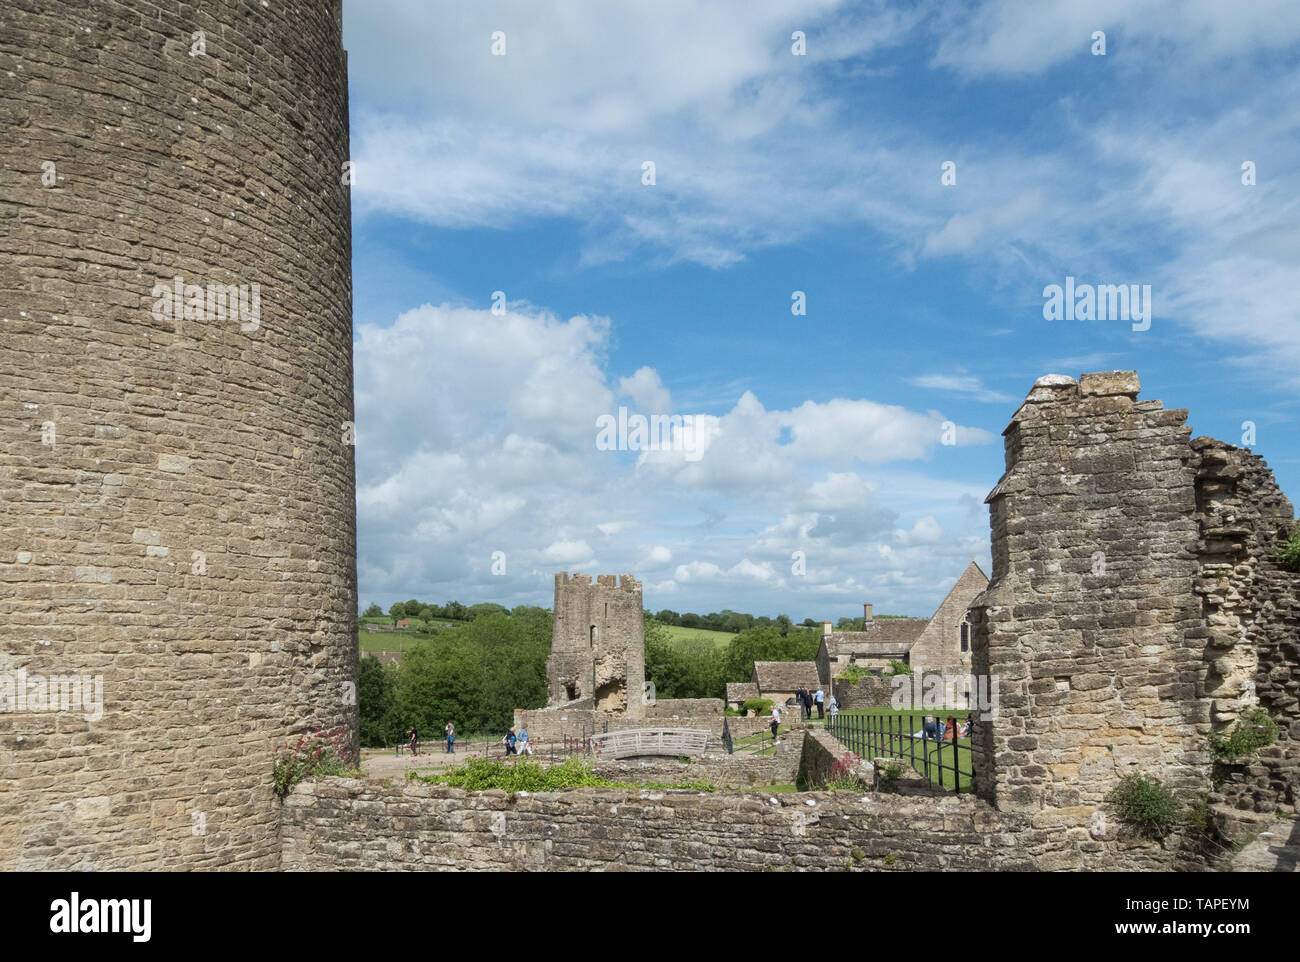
[272,726,361,798]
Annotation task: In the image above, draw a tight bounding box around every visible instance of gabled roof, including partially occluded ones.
[824,617,929,654]
[751,661,821,693]
[942,561,990,606]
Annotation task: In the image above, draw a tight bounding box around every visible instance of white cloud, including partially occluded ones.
[930,0,1300,77]
[908,374,1015,404]
[352,300,996,615]
[618,367,674,414]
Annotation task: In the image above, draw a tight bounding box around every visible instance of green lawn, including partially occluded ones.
[825,709,974,791]
[660,625,737,647]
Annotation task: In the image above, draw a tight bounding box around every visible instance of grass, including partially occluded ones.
[826,709,974,791]
[357,617,465,653]
[660,625,737,647]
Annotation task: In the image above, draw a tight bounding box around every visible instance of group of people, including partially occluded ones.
[406,722,458,756]
[919,714,975,743]
[501,726,532,756]
[795,685,827,719]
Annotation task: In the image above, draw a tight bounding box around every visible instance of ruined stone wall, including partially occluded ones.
[547,572,645,718]
[280,772,1193,871]
[514,705,789,748]
[646,697,724,718]
[832,675,894,709]
[1192,439,1300,812]
[0,0,356,868]
[593,742,801,789]
[972,372,1209,821]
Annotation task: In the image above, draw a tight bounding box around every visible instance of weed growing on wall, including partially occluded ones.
[1275,528,1300,573]
[272,727,361,798]
[1107,773,1182,838]
[1210,707,1278,760]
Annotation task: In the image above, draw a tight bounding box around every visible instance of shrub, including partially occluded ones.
[836,664,871,683]
[879,762,904,783]
[272,726,361,798]
[1210,707,1278,760]
[884,659,912,676]
[1107,773,1182,838]
[1275,528,1300,573]
[742,698,773,716]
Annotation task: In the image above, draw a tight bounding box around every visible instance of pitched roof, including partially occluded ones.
[751,661,821,693]
[824,617,929,655]
[942,561,990,606]
[725,682,759,702]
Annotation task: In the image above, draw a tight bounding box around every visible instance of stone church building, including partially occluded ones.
[816,561,989,687]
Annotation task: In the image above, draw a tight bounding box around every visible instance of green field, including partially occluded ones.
[661,625,737,647]
[357,617,464,653]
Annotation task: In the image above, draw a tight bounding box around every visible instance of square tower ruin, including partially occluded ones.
[547,573,646,719]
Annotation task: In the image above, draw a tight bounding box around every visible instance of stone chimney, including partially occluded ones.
[822,620,832,637]
[863,603,873,625]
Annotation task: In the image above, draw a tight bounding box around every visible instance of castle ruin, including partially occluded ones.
[547,572,645,719]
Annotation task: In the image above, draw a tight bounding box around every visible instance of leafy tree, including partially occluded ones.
[775,614,792,636]
[362,603,383,619]
[467,602,509,620]
[680,612,701,629]
[358,655,400,746]
[402,599,422,617]
[388,602,405,625]
[721,625,819,683]
[654,609,681,626]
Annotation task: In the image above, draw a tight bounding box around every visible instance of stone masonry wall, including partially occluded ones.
[593,741,802,789]
[970,370,1300,848]
[281,766,1195,871]
[908,562,986,676]
[1192,439,1300,812]
[548,573,645,719]
[0,0,357,868]
[832,675,895,709]
[514,705,797,750]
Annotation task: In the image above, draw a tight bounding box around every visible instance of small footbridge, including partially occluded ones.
[589,728,710,759]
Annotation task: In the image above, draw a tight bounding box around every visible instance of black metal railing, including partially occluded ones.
[824,711,973,793]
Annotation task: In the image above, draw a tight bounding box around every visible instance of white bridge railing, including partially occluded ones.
[588,728,710,759]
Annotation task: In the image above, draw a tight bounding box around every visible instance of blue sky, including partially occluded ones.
[342,0,1300,620]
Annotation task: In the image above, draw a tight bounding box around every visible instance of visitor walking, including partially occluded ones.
[408,725,419,756]
[814,686,825,719]
[516,726,533,756]
[503,728,517,756]
[444,720,455,754]
[769,702,782,742]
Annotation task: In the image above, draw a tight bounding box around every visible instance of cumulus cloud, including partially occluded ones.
[352,301,998,615]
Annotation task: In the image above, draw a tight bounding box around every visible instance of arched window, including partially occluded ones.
[960,621,969,652]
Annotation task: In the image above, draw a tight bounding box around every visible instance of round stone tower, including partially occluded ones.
[0,1,357,867]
